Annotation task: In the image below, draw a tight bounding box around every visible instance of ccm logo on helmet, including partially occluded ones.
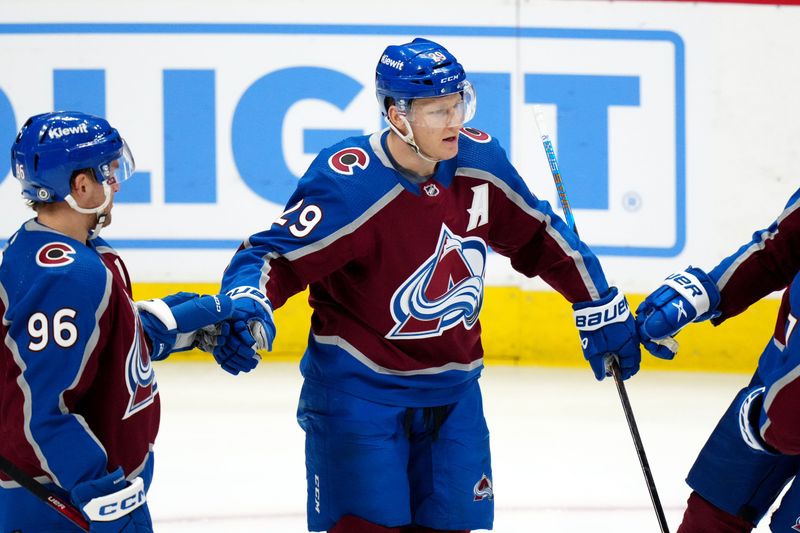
[328,147,370,175]
[47,123,89,140]
[36,243,76,268]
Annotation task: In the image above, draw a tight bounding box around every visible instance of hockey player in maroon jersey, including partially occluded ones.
[217,38,641,532]
[0,112,263,532]
[637,188,800,531]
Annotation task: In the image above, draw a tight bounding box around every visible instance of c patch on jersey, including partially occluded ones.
[123,301,158,420]
[328,147,369,175]
[35,242,76,267]
[387,224,487,340]
[460,127,492,143]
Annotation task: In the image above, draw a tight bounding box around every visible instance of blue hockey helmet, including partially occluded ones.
[10,111,135,203]
[375,38,475,122]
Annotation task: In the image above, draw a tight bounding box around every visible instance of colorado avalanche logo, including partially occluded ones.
[35,242,76,267]
[328,147,369,175]
[794,517,800,532]
[460,127,491,143]
[387,224,486,340]
[123,301,158,419]
[473,474,494,501]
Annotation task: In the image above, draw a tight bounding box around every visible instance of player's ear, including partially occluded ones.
[70,171,95,198]
[387,105,409,135]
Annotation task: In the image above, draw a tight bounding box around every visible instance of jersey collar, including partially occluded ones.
[377,129,457,194]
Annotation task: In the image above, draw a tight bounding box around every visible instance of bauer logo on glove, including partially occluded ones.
[635,266,722,360]
[663,271,712,314]
[572,287,641,381]
[574,291,630,331]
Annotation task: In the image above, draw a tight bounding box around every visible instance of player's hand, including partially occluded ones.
[210,287,277,375]
[137,292,238,360]
[635,267,721,359]
[71,468,153,532]
[573,287,641,381]
[193,320,259,375]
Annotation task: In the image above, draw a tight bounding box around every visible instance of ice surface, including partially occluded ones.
[148,362,776,532]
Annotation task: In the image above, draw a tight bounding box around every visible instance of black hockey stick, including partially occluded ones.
[533,106,670,533]
[0,453,90,532]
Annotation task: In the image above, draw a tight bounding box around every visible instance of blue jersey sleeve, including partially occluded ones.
[7,263,112,489]
[221,160,362,308]
[709,187,800,323]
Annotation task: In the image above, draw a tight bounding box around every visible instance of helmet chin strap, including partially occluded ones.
[64,181,112,240]
[87,214,108,241]
[386,116,441,164]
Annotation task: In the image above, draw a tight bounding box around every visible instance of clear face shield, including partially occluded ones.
[65,139,136,220]
[403,81,476,129]
[100,140,136,189]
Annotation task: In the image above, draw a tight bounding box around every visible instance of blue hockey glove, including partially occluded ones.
[573,287,641,381]
[210,286,276,375]
[192,321,260,374]
[137,292,236,360]
[71,468,152,532]
[635,267,721,359]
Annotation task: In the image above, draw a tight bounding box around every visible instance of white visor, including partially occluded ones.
[101,140,136,188]
[405,81,476,128]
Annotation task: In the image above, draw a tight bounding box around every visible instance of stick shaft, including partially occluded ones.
[533,105,670,533]
[0,453,90,531]
[540,134,578,232]
[609,358,671,531]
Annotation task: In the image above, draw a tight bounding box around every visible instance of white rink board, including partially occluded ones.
[0,0,797,293]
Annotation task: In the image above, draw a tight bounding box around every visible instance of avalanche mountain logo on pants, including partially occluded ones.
[473,474,494,501]
[387,224,486,339]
